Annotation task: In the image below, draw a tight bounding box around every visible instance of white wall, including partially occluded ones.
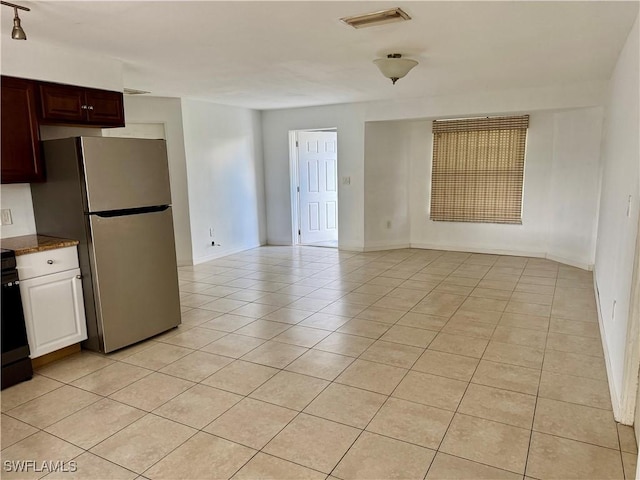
[364,81,607,123]
[0,185,36,238]
[262,104,366,250]
[409,113,553,259]
[262,80,605,252]
[1,39,123,240]
[1,38,123,91]
[0,34,266,265]
[0,127,103,240]
[181,99,266,263]
[547,109,604,265]
[594,15,640,415]
[364,121,410,250]
[120,96,193,266]
[410,109,602,268]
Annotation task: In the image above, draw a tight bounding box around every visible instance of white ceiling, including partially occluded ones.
[5,1,639,110]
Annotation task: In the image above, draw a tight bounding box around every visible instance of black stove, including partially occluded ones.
[1,247,15,264]
[1,248,33,389]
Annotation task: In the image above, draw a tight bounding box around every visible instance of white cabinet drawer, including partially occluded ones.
[16,246,80,280]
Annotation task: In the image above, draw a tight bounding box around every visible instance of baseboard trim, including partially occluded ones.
[545,254,593,271]
[407,244,593,270]
[593,272,621,421]
[335,244,363,252]
[200,241,593,271]
[192,243,263,265]
[266,240,293,246]
[362,243,411,252]
[409,243,547,259]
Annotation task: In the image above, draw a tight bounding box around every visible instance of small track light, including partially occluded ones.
[1,1,29,40]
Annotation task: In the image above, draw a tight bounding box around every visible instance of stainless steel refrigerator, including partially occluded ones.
[31,137,181,353]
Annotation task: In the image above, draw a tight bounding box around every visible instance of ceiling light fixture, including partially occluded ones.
[1,1,29,40]
[341,7,411,29]
[374,54,418,85]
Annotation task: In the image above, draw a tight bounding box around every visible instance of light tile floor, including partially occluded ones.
[1,246,638,479]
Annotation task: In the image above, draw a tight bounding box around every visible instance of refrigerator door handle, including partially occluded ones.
[93,205,170,218]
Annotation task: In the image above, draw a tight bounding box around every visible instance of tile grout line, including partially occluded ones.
[325,249,451,479]
[523,256,556,478]
[423,254,510,478]
[3,249,618,479]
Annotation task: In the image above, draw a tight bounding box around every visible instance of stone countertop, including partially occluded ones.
[1,235,79,256]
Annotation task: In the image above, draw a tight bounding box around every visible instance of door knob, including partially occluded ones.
[47,260,54,264]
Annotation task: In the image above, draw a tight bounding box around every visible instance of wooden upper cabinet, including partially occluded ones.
[1,77,126,184]
[39,82,125,127]
[1,76,44,183]
[84,89,125,126]
[39,83,85,124]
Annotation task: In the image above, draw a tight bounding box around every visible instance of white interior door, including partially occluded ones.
[297,131,338,245]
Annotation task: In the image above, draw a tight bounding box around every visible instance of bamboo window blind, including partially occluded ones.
[430,115,529,224]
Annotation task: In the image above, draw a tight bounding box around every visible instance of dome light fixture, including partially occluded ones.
[374,53,418,85]
[1,1,29,40]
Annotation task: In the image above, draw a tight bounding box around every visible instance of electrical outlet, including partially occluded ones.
[209,227,214,237]
[342,176,351,185]
[1,209,13,225]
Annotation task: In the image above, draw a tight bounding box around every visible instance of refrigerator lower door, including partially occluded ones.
[88,207,180,352]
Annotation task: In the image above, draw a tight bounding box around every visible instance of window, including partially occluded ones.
[430,115,529,224]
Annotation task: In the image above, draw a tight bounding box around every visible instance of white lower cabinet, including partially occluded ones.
[17,247,87,358]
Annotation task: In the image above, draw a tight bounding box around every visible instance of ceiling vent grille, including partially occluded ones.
[341,8,411,29]
[123,88,150,95]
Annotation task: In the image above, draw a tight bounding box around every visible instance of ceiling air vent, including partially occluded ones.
[123,88,150,95]
[341,7,411,29]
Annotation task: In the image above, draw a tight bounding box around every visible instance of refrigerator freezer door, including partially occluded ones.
[80,137,172,212]
[88,207,180,352]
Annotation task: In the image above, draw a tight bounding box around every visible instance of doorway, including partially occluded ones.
[290,129,338,247]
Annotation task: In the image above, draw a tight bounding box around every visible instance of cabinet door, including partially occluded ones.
[20,269,87,358]
[1,76,44,183]
[85,89,125,127]
[38,83,85,124]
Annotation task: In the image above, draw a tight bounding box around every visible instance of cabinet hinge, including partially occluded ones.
[295,140,299,147]
[298,229,301,236]
[297,186,300,193]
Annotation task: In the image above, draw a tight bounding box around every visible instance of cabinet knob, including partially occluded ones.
[76,275,82,279]
[47,259,54,264]
[87,105,94,111]
[81,105,88,110]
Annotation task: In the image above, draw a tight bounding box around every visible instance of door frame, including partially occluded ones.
[619,212,640,427]
[288,128,338,246]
